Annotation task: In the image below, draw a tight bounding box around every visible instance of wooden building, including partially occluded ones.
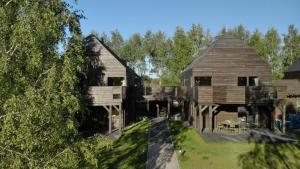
[84,34,142,134]
[181,35,286,132]
[273,58,300,113]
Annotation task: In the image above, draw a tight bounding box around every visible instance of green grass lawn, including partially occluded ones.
[169,120,300,169]
[98,120,150,169]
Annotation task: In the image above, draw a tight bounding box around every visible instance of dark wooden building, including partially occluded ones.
[181,35,286,132]
[84,34,142,134]
[273,58,300,114]
[284,58,300,81]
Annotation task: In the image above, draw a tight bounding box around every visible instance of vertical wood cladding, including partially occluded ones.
[183,36,273,104]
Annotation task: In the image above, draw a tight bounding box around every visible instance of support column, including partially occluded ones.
[109,105,112,134]
[282,104,286,133]
[167,100,171,118]
[156,104,160,117]
[123,109,126,128]
[181,101,185,120]
[119,104,123,131]
[199,105,203,131]
[209,105,213,132]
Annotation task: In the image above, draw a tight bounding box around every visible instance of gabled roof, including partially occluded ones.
[182,35,247,73]
[85,34,140,78]
[286,57,300,72]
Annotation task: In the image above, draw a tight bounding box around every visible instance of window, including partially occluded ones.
[107,77,124,86]
[238,77,247,86]
[249,76,258,86]
[194,76,212,86]
[113,94,121,99]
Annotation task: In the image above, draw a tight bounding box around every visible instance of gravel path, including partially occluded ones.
[146,117,180,169]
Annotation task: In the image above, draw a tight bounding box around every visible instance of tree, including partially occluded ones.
[249,29,267,60]
[122,33,146,75]
[282,25,300,71]
[187,24,211,59]
[165,27,192,84]
[264,28,283,79]
[0,1,111,168]
[109,29,124,56]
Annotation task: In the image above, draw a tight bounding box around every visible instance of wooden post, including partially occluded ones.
[123,109,126,128]
[109,105,112,134]
[199,105,203,131]
[181,101,185,119]
[282,104,286,133]
[147,100,149,112]
[119,104,122,131]
[167,100,171,118]
[156,104,160,117]
[209,105,213,132]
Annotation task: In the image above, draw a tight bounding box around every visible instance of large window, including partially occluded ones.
[107,77,124,86]
[249,76,258,86]
[195,76,212,86]
[238,77,247,86]
[237,76,258,86]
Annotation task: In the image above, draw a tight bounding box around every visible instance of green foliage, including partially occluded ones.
[0,1,114,168]
[282,25,300,71]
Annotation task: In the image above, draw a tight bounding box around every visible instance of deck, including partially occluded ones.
[88,86,126,106]
[191,86,283,105]
[143,86,188,101]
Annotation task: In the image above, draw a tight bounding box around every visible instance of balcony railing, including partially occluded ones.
[144,86,187,100]
[88,86,126,105]
[191,85,278,104]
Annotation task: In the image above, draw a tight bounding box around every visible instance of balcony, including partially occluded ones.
[88,86,126,106]
[143,86,188,100]
[191,85,278,105]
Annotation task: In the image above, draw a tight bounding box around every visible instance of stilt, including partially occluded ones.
[181,101,185,119]
[109,105,112,134]
[199,105,203,131]
[167,100,171,118]
[209,105,213,132]
[282,104,286,133]
[156,104,160,117]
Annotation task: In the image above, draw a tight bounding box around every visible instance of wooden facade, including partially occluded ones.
[181,35,286,132]
[84,34,142,134]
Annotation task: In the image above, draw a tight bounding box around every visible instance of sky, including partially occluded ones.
[65,0,300,39]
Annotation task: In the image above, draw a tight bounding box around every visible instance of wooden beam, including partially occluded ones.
[198,105,203,131]
[211,105,219,112]
[103,105,110,113]
[200,105,208,113]
[113,105,120,113]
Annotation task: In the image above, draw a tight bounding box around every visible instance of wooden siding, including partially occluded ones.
[194,86,213,104]
[88,86,126,106]
[99,43,127,85]
[182,36,273,105]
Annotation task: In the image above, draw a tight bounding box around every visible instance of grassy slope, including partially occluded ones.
[169,121,300,169]
[99,120,150,169]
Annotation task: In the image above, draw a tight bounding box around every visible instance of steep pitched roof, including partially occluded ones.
[85,34,140,78]
[286,57,300,72]
[182,35,247,73]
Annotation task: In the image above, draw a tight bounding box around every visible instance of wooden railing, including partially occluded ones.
[143,86,188,100]
[192,85,278,104]
[246,86,277,104]
[88,86,126,106]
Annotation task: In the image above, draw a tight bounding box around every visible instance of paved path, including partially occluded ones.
[146,117,180,169]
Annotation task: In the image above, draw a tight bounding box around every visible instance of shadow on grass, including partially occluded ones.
[239,137,300,169]
[98,120,150,169]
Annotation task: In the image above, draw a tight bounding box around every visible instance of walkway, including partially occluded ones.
[146,117,180,169]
